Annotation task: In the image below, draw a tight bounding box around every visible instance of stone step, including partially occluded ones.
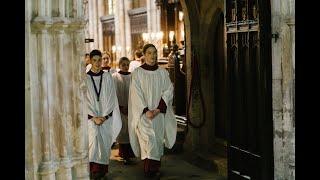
[184,151,228,178]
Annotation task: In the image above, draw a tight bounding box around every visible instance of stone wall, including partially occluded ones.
[271,0,295,179]
[180,0,225,155]
[25,0,89,179]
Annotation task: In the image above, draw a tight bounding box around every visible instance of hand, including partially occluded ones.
[152,109,160,117]
[146,110,155,120]
[92,117,105,125]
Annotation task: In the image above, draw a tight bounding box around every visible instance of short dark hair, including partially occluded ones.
[85,53,90,57]
[134,49,143,58]
[90,49,102,59]
[142,44,157,54]
[118,56,130,67]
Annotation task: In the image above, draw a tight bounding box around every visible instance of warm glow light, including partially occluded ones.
[156,31,164,39]
[150,32,156,40]
[142,33,148,41]
[117,46,122,52]
[181,30,185,39]
[169,31,175,41]
[112,45,116,53]
[179,11,184,21]
[126,46,131,52]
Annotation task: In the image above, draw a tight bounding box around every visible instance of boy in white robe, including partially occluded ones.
[129,49,143,72]
[102,51,117,74]
[85,53,92,73]
[128,44,177,178]
[112,57,135,165]
[85,49,122,179]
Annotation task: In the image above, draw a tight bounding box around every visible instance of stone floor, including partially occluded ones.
[105,147,227,180]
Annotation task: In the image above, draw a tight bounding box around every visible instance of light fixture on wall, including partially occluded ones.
[142,31,164,57]
[179,11,184,21]
[169,31,175,42]
[111,45,116,53]
[142,31,163,43]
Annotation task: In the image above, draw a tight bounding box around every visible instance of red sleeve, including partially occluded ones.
[142,107,149,114]
[157,98,167,113]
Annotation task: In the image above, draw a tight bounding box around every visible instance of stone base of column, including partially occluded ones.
[38,161,57,180]
[73,160,89,179]
[56,158,73,180]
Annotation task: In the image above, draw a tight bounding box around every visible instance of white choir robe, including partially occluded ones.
[128,67,177,161]
[103,68,117,74]
[85,71,122,165]
[129,60,141,72]
[86,64,92,73]
[112,72,131,144]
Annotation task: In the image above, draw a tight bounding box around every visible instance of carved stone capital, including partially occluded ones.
[68,18,87,31]
[31,16,53,33]
[51,17,70,33]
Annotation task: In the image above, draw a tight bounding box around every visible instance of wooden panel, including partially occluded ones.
[226,0,273,179]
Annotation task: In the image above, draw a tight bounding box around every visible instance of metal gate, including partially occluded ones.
[225,0,273,179]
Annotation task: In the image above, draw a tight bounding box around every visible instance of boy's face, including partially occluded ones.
[144,47,157,66]
[102,55,110,67]
[119,61,130,72]
[90,55,102,70]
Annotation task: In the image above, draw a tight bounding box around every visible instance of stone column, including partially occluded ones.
[124,0,132,57]
[59,0,65,17]
[76,0,83,17]
[88,0,93,50]
[97,0,105,50]
[71,23,90,179]
[119,0,126,57]
[156,3,163,57]
[93,0,99,49]
[46,0,52,17]
[35,25,57,180]
[146,0,152,34]
[54,27,73,180]
[114,0,125,61]
[38,0,45,16]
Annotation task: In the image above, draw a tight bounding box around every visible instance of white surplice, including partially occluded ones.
[129,60,141,72]
[128,66,177,161]
[112,72,131,143]
[85,71,122,164]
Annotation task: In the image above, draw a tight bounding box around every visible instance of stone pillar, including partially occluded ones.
[114,0,125,61]
[88,0,94,50]
[27,0,88,179]
[92,0,98,49]
[38,0,45,16]
[59,0,65,17]
[155,2,162,57]
[97,0,105,50]
[271,0,295,179]
[76,0,83,17]
[34,25,57,180]
[124,0,132,57]
[146,0,152,33]
[71,23,90,179]
[54,27,73,180]
[119,0,126,57]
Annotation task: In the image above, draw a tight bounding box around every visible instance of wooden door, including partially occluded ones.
[225,0,273,179]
